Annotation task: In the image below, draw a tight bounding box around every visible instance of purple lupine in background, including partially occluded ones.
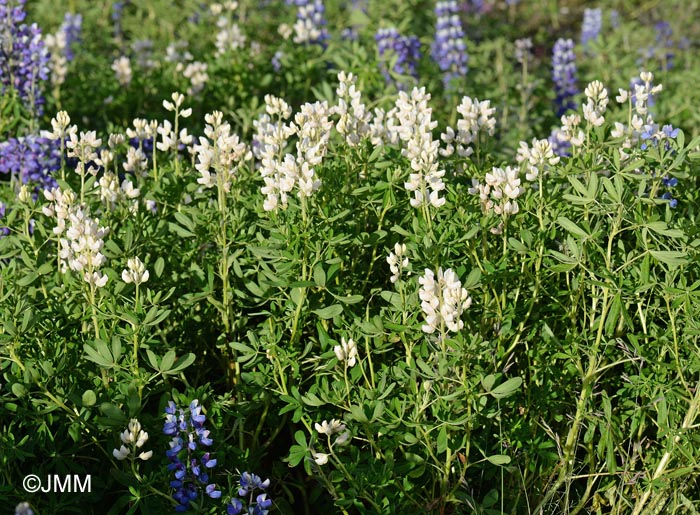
[432,1,468,89]
[551,38,578,117]
[0,0,50,117]
[0,135,60,192]
[164,400,221,512]
[610,9,619,29]
[111,1,127,45]
[376,27,421,88]
[287,0,328,45]
[61,12,82,62]
[581,8,602,46]
[271,50,283,72]
[341,0,366,41]
[0,202,10,238]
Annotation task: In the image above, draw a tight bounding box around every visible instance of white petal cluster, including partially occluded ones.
[255,95,297,211]
[334,337,358,367]
[44,111,77,141]
[42,187,77,235]
[611,71,663,160]
[315,419,351,447]
[291,100,332,197]
[113,418,152,461]
[366,107,401,147]
[96,171,140,211]
[315,419,346,436]
[516,138,560,181]
[469,166,524,216]
[58,208,110,287]
[123,147,149,177]
[194,111,251,192]
[126,118,158,143]
[111,56,132,87]
[418,268,472,337]
[256,96,329,210]
[312,451,329,465]
[394,87,446,209]
[182,61,209,96]
[215,16,246,56]
[121,257,150,285]
[582,80,608,127]
[333,71,371,147]
[157,119,193,152]
[559,114,585,147]
[44,31,68,86]
[66,130,102,177]
[441,96,497,157]
[386,242,408,283]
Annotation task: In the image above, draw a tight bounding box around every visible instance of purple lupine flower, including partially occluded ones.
[0,202,10,238]
[551,38,578,117]
[227,472,273,515]
[163,399,221,512]
[581,8,602,46]
[0,0,50,116]
[287,0,328,45]
[610,9,619,29]
[639,21,675,71]
[0,135,60,192]
[640,123,679,151]
[432,1,468,89]
[61,12,82,62]
[271,50,283,72]
[376,27,421,89]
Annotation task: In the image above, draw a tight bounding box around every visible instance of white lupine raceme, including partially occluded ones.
[122,257,149,285]
[469,166,524,216]
[123,147,148,177]
[559,114,585,147]
[387,243,408,283]
[43,187,77,235]
[96,171,140,211]
[394,87,446,209]
[194,111,251,192]
[516,138,560,181]
[419,268,472,338]
[215,15,246,56]
[111,56,132,86]
[113,418,152,461]
[441,95,497,157]
[66,130,101,177]
[582,80,608,127]
[44,111,77,141]
[333,71,371,146]
[334,337,358,367]
[255,95,297,211]
[58,208,109,286]
[182,61,209,96]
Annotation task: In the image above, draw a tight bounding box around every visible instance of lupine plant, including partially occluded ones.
[2,2,700,515]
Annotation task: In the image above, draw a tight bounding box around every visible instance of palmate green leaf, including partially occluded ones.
[83,342,116,369]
